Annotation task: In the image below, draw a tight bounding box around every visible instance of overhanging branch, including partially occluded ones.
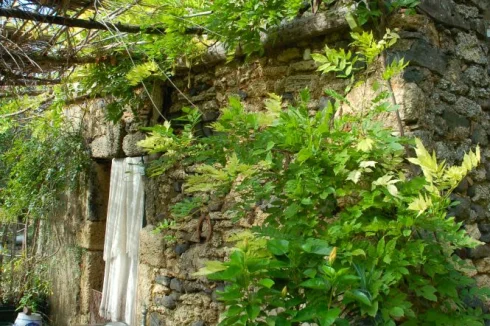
[0,8,203,35]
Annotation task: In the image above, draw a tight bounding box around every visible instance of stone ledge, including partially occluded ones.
[177,11,348,73]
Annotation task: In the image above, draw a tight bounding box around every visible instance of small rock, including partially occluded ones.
[479,224,490,243]
[448,194,471,219]
[169,292,181,301]
[475,258,490,273]
[442,109,470,129]
[149,312,165,326]
[449,82,469,96]
[122,132,147,157]
[155,295,176,309]
[472,126,488,146]
[398,83,426,123]
[469,184,490,202]
[277,48,301,62]
[434,142,453,162]
[460,259,478,277]
[237,90,248,100]
[455,32,487,65]
[317,96,331,111]
[284,75,319,93]
[183,281,203,293]
[170,278,183,292]
[208,198,223,212]
[471,166,487,182]
[403,67,425,83]
[155,275,171,286]
[303,48,312,60]
[290,60,318,72]
[475,274,490,288]
[464,66,489,87]
[466,223,481,240]
[439,91,457,104]
[471,204,487,222]
[202,100,218,112]
[469,244,490,259]
[455,178,469,193]
[192,322,205,326]
[468,0,488,10]
[202,111,220,122]
[173,181,183,193]
[463,293,487,313]
[152,284,171,295]
[202,125,213,137]
[456,4,479,19]
[454,96,482,120]
[174,243,190,255]
[398,39,448,75]
[262,66,289,78]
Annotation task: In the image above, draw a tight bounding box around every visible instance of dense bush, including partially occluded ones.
[139,29,490,325]
[142,92,488,325]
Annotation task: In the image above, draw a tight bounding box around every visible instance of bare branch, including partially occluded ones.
[0,8,203,35]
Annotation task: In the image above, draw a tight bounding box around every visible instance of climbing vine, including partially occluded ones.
[138,24,490,325]
[0,100,89,222]
[60,0,421,121]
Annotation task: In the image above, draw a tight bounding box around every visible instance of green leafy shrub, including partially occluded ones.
[1,257,51,312]
[146,91,487,325]
[0,105,89,222]
[139,29,489,325]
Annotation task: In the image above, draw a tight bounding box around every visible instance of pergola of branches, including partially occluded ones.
[0,0,174,95]
[0,0,351,111]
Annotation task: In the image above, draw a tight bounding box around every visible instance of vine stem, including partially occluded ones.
[381,52,405,138]
[374,0,405,138]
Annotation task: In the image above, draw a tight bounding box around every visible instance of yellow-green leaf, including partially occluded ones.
[357,138,375,152]
[347,170,362,184]
[193,261,227,276]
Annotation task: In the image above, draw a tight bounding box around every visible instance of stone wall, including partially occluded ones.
[135,1,490,325]
[49,1,490,325]
[47,100,114,325]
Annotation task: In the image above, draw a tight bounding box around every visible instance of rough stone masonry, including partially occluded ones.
[50,1,490,325]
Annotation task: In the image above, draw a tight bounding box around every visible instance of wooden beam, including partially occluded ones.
[0,8,203,35]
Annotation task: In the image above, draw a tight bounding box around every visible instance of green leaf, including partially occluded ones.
[351,249,366,257]
[419,285,438,302]
[267,239,290,256]
[311,53,329,64]
[390,306,404,318]
[292,305,317,322]
[297,147,313,163]
[345,12,358,29]
[193,261,227,276]
[301,197,313,205]
[322,265,336,277]
[284,203,300,219]
[345,289,371,306]
[304,268,317,278]
[247,304,261,320]
[259,278,275,288]
[301,238,332,255]
[376,237,385,257]
[318,308,341,326]
[300,278,330,290]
